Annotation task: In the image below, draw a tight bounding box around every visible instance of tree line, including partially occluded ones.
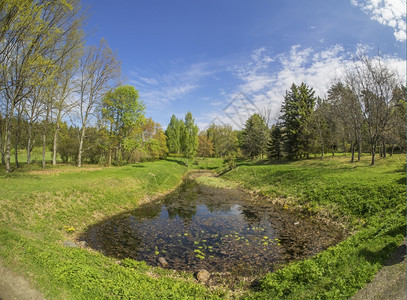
[0,0,169,172]
[1,1,404,171]
[165,55,405,167]
[249,55,406,165]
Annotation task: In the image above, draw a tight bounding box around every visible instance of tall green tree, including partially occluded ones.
[102,85,145,165]
[242,113,268,158]
[182,111,198,159]
[206,124,238,157]
[267,122,283,160]
[280,83,316,159]
[165,115,184,154]
[197,133,214,158]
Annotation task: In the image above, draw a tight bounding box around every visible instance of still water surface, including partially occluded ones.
[81,171,343,277]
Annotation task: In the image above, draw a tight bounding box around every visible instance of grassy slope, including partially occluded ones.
[0,159,224,299]
[0,155,404,299]
[221,154,406,299]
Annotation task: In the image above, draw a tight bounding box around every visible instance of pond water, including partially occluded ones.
[80,171,343,278]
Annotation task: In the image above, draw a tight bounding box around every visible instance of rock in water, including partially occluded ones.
[158,257,169,267]
[195,269,210,282]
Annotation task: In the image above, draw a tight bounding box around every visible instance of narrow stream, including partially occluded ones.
[80,171,343,279]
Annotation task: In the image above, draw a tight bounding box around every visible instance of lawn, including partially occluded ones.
[222,154,406,299]
[0,159,225,299]
[0,154,405,299]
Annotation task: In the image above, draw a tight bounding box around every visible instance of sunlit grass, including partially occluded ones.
[0,154,404,299]
[223,154,406,299]
[0,159,227,299]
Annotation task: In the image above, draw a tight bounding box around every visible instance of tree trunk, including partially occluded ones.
[78,126,86,167]
[383,141,387,158]
[108,148,112,166]
[371,141,376,166]
[14,135,19,168]
[52,122,60,165]
[42,107,50,169]
[5,103,15,173]
[27,122,33,164]
[391,145,394,156]
[0,127,4,165]
[42,132,46,169]
[321,143,324,159]
[14,112,22,169]
[342,139,346,156]
[5,122,11,172]
[357,139,361,162]
[351,142,355,163]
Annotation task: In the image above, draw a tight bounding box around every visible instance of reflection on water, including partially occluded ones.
[81,172,343,277]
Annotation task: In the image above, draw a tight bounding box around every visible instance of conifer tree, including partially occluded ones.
[242,113,268,158]
[267,122,283,160]
[280,83,316,159]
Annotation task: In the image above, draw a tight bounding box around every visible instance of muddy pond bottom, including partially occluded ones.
[81,172,343,277]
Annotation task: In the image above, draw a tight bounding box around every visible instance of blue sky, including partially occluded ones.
[81,0,406,130]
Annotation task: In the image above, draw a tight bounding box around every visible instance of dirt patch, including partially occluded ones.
[350,239,406,300]
[0,259,45,300]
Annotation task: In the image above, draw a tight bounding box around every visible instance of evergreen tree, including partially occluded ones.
[280,83,316,159]
[267,122,283,160]
[242,113,269,158]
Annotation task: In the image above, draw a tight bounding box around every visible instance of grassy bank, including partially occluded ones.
[221,154,406,299]
[0,159,225,299]
[0,155,405,299]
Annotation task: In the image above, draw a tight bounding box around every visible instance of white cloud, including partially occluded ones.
[351,0,406,41]
[129,62,215,109]
[210,44,406,130]
[217,45,351,129]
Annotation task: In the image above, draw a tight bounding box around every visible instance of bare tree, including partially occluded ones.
[328,82,364,163]
[259,106,274,128]
[345,54,402,165]
[77,39,120,167]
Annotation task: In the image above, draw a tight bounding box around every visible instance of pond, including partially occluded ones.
[80,171,344,281]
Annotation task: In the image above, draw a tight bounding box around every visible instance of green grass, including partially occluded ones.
[195,176,239,189]
[7,147,59,164]
[0,159,226,299]
[0,154,405,299]
[221,154,406,299]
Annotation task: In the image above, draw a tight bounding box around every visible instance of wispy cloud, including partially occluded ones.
[129,62,215,109]
[351,0,406,41]
[217,45,350,129]
[208,44,406,129]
